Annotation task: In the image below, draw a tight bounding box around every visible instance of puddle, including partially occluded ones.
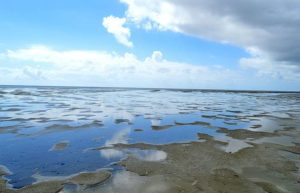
[129,149,167,161]
[219,139,252,153]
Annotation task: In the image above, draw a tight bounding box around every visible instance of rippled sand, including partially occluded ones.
[0,86,300,192]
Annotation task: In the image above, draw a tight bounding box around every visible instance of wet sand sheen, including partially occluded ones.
[49,141,69,151]
[0,169,112,193]
[2,124,300,193]
[0,87,300,192]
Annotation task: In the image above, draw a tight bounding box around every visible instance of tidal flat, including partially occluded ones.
[0,86,300,193]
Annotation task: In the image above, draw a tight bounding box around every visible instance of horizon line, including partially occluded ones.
[1,84,300,93]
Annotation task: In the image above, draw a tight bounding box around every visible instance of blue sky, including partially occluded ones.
[0,0,299,90]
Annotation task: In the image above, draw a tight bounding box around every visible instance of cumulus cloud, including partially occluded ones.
[116,0,300,71]
[240,52,300,81]
[102,16,133,47]
[0,45,237,88]
[1,45,299,90]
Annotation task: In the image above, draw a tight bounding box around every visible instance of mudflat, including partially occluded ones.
[0,87,300,193]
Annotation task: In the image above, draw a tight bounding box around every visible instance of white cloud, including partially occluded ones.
[102,16,133,47]
[240,49,300,81]
[114,0,300,75]
[1,45,300,90]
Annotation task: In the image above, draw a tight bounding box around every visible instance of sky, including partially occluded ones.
[0,0,299,91]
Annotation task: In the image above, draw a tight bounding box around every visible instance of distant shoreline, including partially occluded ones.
[0,84,300,93]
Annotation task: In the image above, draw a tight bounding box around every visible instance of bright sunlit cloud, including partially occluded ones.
[0,0,299,90]
[103,16,133,47]
[1,45,299,90]
[111,0,300,79]
[1,45,245,88]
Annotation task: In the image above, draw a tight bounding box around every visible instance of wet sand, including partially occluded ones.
[0,169,112,193]
[1,87,300,192]
[117,140,300,192]
[2,125,300,193]
[49,141,69,151]
[109,121,300,192]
